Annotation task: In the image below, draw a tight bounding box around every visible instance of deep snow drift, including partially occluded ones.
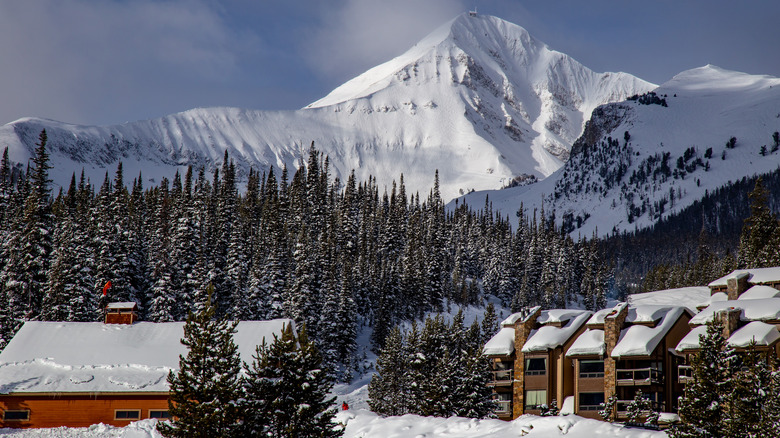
[0,412,668,438]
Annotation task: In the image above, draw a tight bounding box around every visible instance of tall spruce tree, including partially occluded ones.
[241,324,341,438]
[158,285,243,438]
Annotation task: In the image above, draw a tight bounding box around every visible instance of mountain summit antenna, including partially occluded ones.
[469,7,477,17]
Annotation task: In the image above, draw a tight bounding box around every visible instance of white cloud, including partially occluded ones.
[303,0,467,80]
[0,0,258,125]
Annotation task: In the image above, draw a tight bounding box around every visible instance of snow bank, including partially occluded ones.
[0,412,669,438]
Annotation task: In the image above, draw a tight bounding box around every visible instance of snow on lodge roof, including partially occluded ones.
[627,286,711,313]
[522,310,591,353]
[676,321,780,352]
[708,267,780,288]
[689,298,780,326]
[565,329,605,357]
[0,319,293,394]
[483,309,591,356]
[610,306,687,358]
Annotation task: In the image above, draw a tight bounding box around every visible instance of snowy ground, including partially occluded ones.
[0,412,668,437]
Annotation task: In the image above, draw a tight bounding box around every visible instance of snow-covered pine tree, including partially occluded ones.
[368,326,409,416]
[737,177,780,268]
[672,318,737,438]
[157,285,243,438]
[1,130,53,329]
[241,324,341,438]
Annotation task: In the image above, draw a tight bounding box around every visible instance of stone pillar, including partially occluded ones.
[604,303,628,405]
[718,307,741,340]
[727,273,750,300]
[512,306,541,419]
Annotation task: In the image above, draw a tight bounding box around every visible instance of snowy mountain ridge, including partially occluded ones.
[458,65,780,237]
[0,13,654,201]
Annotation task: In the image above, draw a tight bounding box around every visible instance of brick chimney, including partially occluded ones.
[727,273,751,300]
[717,307,741,340]
[604,303,629,404]
[512,306,541,418]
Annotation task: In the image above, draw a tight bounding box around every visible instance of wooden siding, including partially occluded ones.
[0,393,168,429]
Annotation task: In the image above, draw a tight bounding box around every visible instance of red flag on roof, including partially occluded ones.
[102,281,112,296]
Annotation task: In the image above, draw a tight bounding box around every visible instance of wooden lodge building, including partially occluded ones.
[485,267,780,421]
[0,302,292,429]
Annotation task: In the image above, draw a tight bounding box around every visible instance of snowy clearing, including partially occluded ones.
[0,412,668,437]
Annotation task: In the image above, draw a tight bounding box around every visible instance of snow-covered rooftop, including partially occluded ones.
[727,321,780,348]
[500,306,541,327]
[611,306,686,358]
[586,308,613,326]
[0,319,293,394]
[106,302,137,309]
[675,325,708,353]
[738,285,780,300]
[483,327,516,356]
[676,321,780,352]
[689,298,780,326]
[521,310,591,353]
[708,267,780,288]
[627,287,711,313]
[565,329,605,357]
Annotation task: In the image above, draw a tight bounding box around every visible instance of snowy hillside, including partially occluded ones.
[0,13,653,201]
[459,65,780,236]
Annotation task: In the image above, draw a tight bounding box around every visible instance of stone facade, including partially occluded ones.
[512,306,541,418]
[603,303,628,405]
[718,307,741,340]
[726,274,750,300]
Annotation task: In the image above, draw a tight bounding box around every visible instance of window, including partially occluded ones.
[3,410,30,421]
[525,357,546,375]
[149,410,170,419]
[579,359,604,378]
[114,410,141,420]
[524,389,546,409]
[579,392,605,411]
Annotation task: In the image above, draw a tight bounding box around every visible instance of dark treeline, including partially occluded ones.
[0,133,611,381]
[602,167,780,292]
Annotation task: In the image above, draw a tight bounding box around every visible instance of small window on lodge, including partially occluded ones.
[115,410,141,420]
[3,410,30,421]
[524,389,547,409]
[149,410,170,419]
[525,357,546,375]
[579,392,605,410]
[579,359,604,377]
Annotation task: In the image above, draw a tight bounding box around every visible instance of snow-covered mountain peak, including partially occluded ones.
[660,65,780,95]
[0,14,654,201]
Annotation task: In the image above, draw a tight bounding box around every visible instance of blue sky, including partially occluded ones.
[1,0,778,126]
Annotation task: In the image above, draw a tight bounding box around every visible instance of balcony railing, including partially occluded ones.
[615,400,662,418]
[488,369,513,386]
[616,367,663,386]
[494,400,512,415]
[678,365,694,384]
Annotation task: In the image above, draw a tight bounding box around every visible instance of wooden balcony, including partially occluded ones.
[494,400,512,416]
[616,367,662,386]
[678,365,693,384]
[615,399,662,419]
[488,369,513,386]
